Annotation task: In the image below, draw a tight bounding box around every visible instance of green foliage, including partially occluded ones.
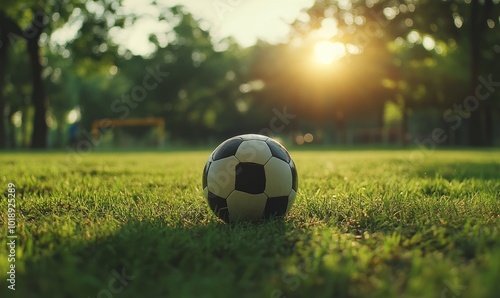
[108,8,266,142]
[1,0,500,147]
[0,150,499,297]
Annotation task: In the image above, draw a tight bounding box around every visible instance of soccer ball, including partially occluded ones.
[202,134,298,222]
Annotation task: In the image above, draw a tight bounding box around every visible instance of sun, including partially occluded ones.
[313,41,346,64]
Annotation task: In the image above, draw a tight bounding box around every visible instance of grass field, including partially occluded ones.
[1,149,499,298]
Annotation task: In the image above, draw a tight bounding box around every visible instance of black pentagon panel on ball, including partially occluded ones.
[212,138,244,161]
[289,159,298,191]
[265,139,290,163]
[263,196,289,219]
[235,162,266,194]
[202,161,211,189]
[207,191,230,222]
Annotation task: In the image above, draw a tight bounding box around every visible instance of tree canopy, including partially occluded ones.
[1,0,499,149]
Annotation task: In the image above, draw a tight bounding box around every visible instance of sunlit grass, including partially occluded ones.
[0,150,499,297]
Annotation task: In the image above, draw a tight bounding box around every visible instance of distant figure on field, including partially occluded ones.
[68,122,79,148]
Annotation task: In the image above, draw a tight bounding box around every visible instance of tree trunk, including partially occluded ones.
[22,106,30,148]
[54,114,65,148]
[27,11,47,149]
[334,111,345,145]
[484,103,493,146]
[468,0,482,146]
[400,100,408,147]
[482,0,494,146]
[8,109,17,148]
[0,12,20,148]
[468,0,493,146]
[0,32,7,149]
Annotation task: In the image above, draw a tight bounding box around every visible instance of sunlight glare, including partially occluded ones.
[313,41,346,64]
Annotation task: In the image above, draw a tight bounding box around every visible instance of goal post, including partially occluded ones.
[92,117,165,148]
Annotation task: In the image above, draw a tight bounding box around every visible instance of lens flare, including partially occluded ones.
[313,41,346,64]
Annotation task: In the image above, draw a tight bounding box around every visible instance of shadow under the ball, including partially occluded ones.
[4,218,305,298]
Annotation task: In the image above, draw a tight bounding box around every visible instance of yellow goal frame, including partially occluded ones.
[92,117,165,147]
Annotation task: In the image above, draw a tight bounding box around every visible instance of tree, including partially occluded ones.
[467,0,498,146]
[0,0,125,148]
[26,10,47,148]
[0,9,24,148]
[108,6,260,144]
[248,0,402,144]
[3,39,32,148]
[279,0,499,146]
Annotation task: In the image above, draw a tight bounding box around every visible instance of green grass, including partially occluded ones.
[1,149,499,298]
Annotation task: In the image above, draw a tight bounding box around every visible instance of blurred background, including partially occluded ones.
[0,0,499,150]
